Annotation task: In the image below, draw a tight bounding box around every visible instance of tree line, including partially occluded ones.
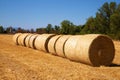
[0,2,120,40]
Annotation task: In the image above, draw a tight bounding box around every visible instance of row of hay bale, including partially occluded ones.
[13,33,115,66]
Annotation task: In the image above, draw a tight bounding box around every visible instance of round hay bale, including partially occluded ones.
[25,34,34,47]
[13,33,22,45]
[64,35,81,60]
[48,35,62,55]
[35,34,56,52]
[17,34,23,45]
[29,34,39,49]
[18,33,30,46]
[55,35,71,57]
[65,34,115,66]
[34,35,42,50]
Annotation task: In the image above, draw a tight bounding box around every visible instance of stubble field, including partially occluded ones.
[0,34,120,80]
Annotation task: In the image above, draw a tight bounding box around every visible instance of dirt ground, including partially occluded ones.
[0,34,120,80]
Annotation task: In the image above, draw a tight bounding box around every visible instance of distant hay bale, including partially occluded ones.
[13,33,22,45]
[48,35,62,55]
[34,35,42,50]
[25,34,34,47]
[65,34,115,66]
[55,35,71,57]
[29,34,39,49]
[18,33,30,46]
[64,35,81,60]
[35,34,56,52]
[17,34,23,45]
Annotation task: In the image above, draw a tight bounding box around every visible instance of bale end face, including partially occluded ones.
[89,35,115,66]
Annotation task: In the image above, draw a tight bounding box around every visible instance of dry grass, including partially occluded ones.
[0,34,120,80]
[113,41,120,65]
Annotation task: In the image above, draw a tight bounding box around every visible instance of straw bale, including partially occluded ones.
[55,35,71,57]
[35,34,55,52]
[65,34,115,66]
[18,33,30,46]
[13,33,22,45]
[29,34,39,49]
[48,35,62,55]
[64,35,81,60]
[25,34,34,47]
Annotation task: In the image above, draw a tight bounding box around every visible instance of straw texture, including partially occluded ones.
[55,35,71,57]
[65,34,115,66]
[17,34,22,45]
[13,33,22,45]
[18,33,30,46]
[25,34,34,47]
[88,34,115,66]
[35,34,55,52]
[29,34,39,49]
[64,35,81,61]
[48,35,62,55]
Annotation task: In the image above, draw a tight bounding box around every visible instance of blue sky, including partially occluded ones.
[0,0,120,29]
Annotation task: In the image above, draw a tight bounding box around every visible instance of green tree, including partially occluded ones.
[81,17,98,34]
[6,26,13,33]
[0,26,4,33]
[60,20,75,34]
[82,2,118,34]
[46,24,53,33]
[110,13,120,39]
[30,28,34,33]
[74,25,82,34]
[16,27,23,33]
[54,25,60,34]
[95,2,117,34]
[81,2,120,40]
[96,2,120,40]
[36,28,46,34]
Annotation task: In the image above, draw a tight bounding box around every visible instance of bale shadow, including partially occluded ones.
[109,63,120,67]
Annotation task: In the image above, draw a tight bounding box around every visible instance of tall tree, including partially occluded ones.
[0,26,4,33]
[16,27,23,33]
[110,13,120,39]
[46,24,53,33]
[6,26,13,33]
[81,17,98,34]
[74,25,82,34]
[36,28,46,34]
[54,25,60,34]
[95,2,117,34]
[30,28,34,33]
[60,20,75,34]
[81,1,120,40]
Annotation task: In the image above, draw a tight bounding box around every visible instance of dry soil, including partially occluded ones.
[0,34,120,80]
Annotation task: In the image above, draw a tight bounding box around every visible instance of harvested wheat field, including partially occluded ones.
[0,34,120,80]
